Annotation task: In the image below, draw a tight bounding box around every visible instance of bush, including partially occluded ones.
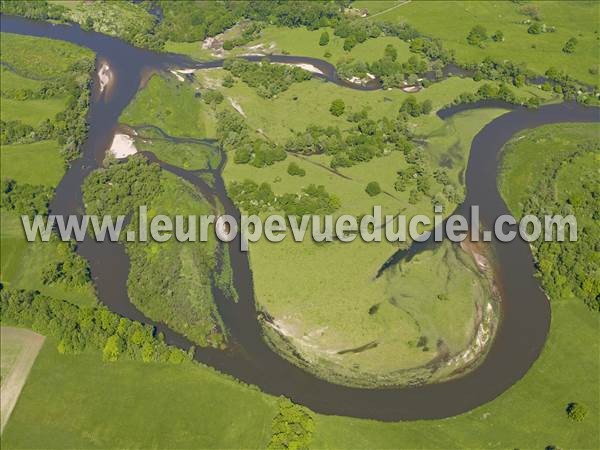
[287,162,306,177]
[319,31,329,46]
[330,99,346,116]
[492,30,504,42]
[562,37,578,54]
[467,25,488,45]
[365,181,381,197]
[566,403,587,422]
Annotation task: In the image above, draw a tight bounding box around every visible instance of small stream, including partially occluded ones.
[2,15,599,421]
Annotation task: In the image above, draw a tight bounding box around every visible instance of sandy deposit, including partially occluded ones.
[109,133,138,159]
[276,62,324,75]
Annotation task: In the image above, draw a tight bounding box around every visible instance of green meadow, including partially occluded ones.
[120,73,211,138]
[0,338,277,449]
[0,140,64,187]
[133,135,221,171]
[355,0,600,86]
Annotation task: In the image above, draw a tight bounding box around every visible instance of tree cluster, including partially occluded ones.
[228,180,340,217]
[1,178,53,216]
[0,287,193,363]
[268,397,315,450]
[223,58,312,99]
[285,110,414,170]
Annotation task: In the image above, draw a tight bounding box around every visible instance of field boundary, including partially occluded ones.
[0,327,45,434]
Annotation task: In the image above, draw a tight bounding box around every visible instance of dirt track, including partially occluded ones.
[0,327,45,434]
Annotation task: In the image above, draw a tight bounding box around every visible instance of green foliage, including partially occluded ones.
[41,241,90,287]
[268,397,315,450]
[500,124,600,311]
[319,31,330,46]
[343,36,357,52]
[1,178,53,216]
[467,25,488,46]
[223,58,311,99]
[365,181,381,197]
[217,111,286,168]
[287,162,306,177]
[399,96,432,117]
[562,37,577,54]
[329,98,345,116]
[0,33,94,161]
[0,287,191,362]
[202,89,224,106]
[82,156,162,218]
[492,30,504,42]
[566,402,587,422]
[228,180,339,216]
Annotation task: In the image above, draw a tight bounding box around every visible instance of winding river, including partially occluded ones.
[2,15,599,421]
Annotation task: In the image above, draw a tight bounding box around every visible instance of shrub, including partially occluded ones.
[365,181,381,197]
[566,403,587,422]
[562,37,578,53]
[319,31,330,46]
[330,99,346,116]
[287,162,306,177]
[467,25,488,45]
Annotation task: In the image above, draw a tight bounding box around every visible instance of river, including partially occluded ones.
[2,15,599,421]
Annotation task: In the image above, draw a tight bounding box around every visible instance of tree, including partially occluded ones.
[103,335,123,362]
[343,36,356,51]
[319,31,329,46]
[566,403,587,422]
[420,99,433,115]
[562,37,578,53]
[467,25,488,46]
[222,74,235,88]
[287,162,306,177]
[384,43,398,61]
[330,99,345,116]
[492,30,504,42]
[400,96,421,117]
[365,181,381,197]
[528,22,544,34]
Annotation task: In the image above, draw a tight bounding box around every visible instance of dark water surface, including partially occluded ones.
[2,15,599,421]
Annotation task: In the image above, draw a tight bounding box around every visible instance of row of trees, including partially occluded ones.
[0,59,93,162]
[228,179,340,217]
[450,82,542,109]
[0,287,193,363]
[284,109,414,169]
[223,58,312,99]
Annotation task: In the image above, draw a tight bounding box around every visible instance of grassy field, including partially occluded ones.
[246,26,413,65]
[0,32,94,79]
[120,73,211,138]
[313,299,599,448]
[0,212,98,308]
[196,67,553,144]
[0,97,67,126]
[0,140,64,186]
[354,0,600,86]
[0,337,277,449]
[133,135,220,171]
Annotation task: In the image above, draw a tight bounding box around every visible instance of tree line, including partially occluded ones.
[0,287,194,363]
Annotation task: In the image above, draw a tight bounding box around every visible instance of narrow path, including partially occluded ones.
[0,327,45,434]
[365,1,412,19]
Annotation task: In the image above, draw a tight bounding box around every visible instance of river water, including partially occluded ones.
[2,15,599,421]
